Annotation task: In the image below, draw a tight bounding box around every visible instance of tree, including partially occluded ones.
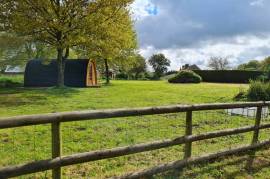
[0,33,25,72]
[149,53,170,79]
[74,7,137,84]
[208,56,230,70]
[260,57,270,71]
[0,33,56,72]
[1,0,134,87]
[260,57,270,79]
[237,60,261,71]
[128,54,147,79]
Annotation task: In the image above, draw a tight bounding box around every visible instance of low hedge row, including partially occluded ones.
[193,70,264,83]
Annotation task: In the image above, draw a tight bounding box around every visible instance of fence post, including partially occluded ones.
[52,122,62,179]
[252,106,263,144]
[246,106,263,169]
[184,111,193,159]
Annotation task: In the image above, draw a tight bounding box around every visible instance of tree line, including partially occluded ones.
[237,57,270,72]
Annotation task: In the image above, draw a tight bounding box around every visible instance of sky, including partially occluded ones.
[131,0,270,70]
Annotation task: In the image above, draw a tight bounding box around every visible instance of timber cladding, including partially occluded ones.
[0,101,270,178]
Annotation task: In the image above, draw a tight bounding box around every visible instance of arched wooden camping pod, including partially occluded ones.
[24,59,98,87]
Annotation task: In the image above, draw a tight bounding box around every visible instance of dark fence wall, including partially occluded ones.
[193,70,264,83]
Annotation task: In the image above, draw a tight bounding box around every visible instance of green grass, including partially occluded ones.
[1,75,270,178]
[0,75,243,117]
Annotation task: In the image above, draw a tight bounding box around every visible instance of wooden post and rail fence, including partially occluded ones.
[0,101,270,178]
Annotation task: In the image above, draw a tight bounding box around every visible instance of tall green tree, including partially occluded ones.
[260,57,270,71]
[1,0,134,87]
[237,60,261,71]
[260,57,270,79]
[0,33,56,72]
[128,54,147,79]
[79,7,137,84]
[0,33,24,72]
[149,53,171,79]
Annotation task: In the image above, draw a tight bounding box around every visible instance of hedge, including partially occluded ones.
[193,70,264,83]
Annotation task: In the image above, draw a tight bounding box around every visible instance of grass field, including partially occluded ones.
[1,75,270,178]
[0,75,244,117]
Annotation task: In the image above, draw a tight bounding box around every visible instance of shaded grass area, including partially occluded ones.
[2,75,270,178]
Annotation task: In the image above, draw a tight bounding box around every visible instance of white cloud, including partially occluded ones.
[131,0,157,20]
[250,0,265,7]
[140,34,270,70]
[133,0,270,69]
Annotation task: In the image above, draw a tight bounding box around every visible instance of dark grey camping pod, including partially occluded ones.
[24,59,98,87]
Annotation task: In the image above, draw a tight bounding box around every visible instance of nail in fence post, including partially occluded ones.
[184,111,193,159]
[52,122,62,179]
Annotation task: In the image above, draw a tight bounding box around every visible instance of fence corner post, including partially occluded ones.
[52,122,62,179]
[184,111,193,159]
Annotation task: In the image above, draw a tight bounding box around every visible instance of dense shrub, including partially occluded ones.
[165,70,178,76]
[115,73,128,80]
[0,78,22,88]
[246,80,270,101]
[168,70,202,83]
[193,70,263,83]
[257,74,268,82]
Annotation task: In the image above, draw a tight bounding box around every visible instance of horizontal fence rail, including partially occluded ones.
[0,101,270,178]
[0,102,269,129]
[116,140,270,179]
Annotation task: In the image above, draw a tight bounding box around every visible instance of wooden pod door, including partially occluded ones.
[86,60,98,87]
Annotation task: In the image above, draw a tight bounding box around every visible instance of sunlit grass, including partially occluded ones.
[1,75,270,178]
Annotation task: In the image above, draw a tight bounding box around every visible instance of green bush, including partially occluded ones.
[115,73,128,80]
[257,74,268,82]
[246,80,270,101]
[168,70,202,83]
[0,78,22,88]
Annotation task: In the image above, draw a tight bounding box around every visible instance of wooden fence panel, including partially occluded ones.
[0,102,269,178]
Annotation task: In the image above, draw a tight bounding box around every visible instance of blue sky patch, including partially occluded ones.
[145,4,158,15]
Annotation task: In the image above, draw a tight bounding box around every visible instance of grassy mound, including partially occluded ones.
[168,70,202,83]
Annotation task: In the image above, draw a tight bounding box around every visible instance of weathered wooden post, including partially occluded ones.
[246,106,263,169]
[252,106,263,144]
[52,122,62,179]
[184,111,193,159]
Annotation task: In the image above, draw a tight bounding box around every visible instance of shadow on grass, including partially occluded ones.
[153,153,270,179]
[0,86,79,107]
